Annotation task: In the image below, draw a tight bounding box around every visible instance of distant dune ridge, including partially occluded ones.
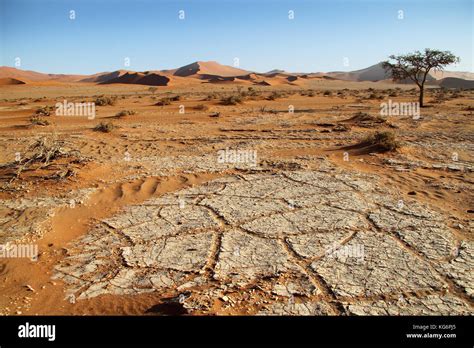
[0,77,26,85]
[1,60,473,88]
[172,61,249,78]
[437,77,474,89]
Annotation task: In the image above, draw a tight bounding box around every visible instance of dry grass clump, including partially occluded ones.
[95,95,117,106]
[171,95,181,101]
[30,116,50,126]
[246,87,260,97]
[115,110,137,117]
[193,104,209,111]
[155,97,171,106]
[333,124,350,132]
[204,92,219,101]
[35,105,55,116]
[220,95,243,105]
[266,91,285,100]
[93,122,115,133]
[155,95,180,106]
[1,137,85,182]
[367,92,384,100]
[360,131,399,152]
[23,138,77,165]
[387,89,398,97]
[323,90,332,96]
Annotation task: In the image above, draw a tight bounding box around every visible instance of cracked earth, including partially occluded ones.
[1,86,473,316]
[53,167,473,315]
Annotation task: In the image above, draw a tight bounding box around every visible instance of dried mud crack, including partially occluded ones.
[53,166,473,315]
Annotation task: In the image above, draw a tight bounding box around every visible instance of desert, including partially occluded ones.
[0,58,472,316]
[0,0,473,322]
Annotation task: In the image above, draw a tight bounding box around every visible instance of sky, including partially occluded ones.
[0,0,472,74]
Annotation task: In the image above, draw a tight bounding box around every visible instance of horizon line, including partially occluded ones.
[1,59,471,77]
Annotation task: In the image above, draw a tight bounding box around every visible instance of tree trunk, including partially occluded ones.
[419,85,424,107]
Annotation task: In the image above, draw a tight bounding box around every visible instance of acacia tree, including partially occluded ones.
[382,49,459,107]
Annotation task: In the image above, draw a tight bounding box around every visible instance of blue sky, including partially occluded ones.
[1,0,472,74]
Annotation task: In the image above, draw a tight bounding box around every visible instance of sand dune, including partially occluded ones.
[437,77,474,89]
[80,70,131,83]
[0,66,86,83]
[1,63,470,88]
[430,70,474,81]
[101,72,172,86]
[326,62,447,83]
[0,66,52,81]
[173,61,249,78]
[327,63,392,82]
[0,77,26,85]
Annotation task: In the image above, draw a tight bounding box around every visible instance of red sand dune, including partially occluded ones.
[101,72,172,86]
[0,77,26,85]
[2,62,470,88]
[80,70,131,83]
[0,66,86,83]
[173,61,249,78]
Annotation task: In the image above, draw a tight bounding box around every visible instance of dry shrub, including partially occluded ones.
[360,131,399,152]
[115,110,137,117]
[1,136,85,182]
[93,122,115,133]
[30,116,50,126]
[95,96,117,106]
[220,95,243,105]
[193,104,209,111]
[35,105,54,116]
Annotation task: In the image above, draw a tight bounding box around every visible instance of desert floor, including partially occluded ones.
[0,81,472,315]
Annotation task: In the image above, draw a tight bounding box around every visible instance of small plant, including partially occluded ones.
[156,97,172,106]
[367,92,382,99]
[35,105,54,116]
[220,95,243,105]
[30,116,50,126]
[333,124,350,132]
[115,110,137,117]
[148,87,158,95]
[193,104,208,111]
[93,122,115,133]
[361,131,399,151]
[267,91,283,100]
[170,95,181,101]
[323,90,332,96]
[95,96,117,106]
[205,93,219,101]
[247,87,260,97]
